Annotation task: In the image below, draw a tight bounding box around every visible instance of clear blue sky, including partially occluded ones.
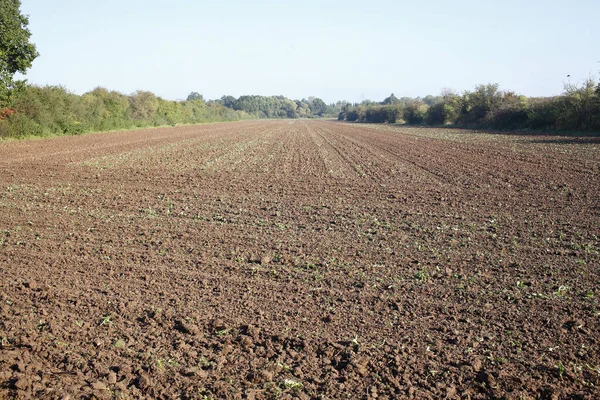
[20,0,600,103]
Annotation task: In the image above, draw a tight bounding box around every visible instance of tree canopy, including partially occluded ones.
[212,95,337,119]
[0,0,38,107]
[186,92,204,102]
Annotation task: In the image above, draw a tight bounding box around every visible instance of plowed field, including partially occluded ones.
[1,120,599,399]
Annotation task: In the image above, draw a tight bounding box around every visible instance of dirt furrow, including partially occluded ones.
[0,120,598,400]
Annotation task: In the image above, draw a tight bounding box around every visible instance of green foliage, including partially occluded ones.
[363,105,401,123]
[365,106,388,123]
[0,85,248,139]
[382,93,400,105]
[186,92,204,102]
[0,0,38,107]
[526,97,561,129]
[486,92,529,129]
[82,87,134,131]
[129,90,159,123]
[439,89,461,124]
[403,100,429,124]
[308,97,327,116]
[216,95,336,119]
[338,81,600,132]
[458,83,502,125]
[425,102,445,125]
[557,79,599,130]
[345,108,359,122]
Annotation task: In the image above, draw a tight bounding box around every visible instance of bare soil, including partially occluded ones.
[0,120,599,399]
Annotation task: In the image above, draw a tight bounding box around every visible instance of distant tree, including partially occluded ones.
[382,93,399,105]
[458,83,502,124]
[309,97,327,116]
[82,87,131,130]
[346,108,359,122]
[422,95,439,106]
[559,78,599,130]
[438,89,461,124]
[186,92,204,102]
[0,0,38,107]
[281,98,298,118]
[220,95,236,109]
[295,100,311,118]
[403,100,429,124]
[129,90,159,121]
[426,102,445,125]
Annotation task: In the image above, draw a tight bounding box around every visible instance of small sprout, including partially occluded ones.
[155,358,178,369]
[277,362,291,372]
[167,359,179,367]
[415,268,429,283]
[198,357,212,367]
[99,315,112,326]
[557,362,566,379]
[555,285,570,296]
[281,378,303,390]
[585,364,600,374]
[216,329,230,337]
[114,339,125,348]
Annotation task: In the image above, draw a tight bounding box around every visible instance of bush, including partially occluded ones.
[0,84,248,138]
[557,79,599,131]
[486,93,529,129]
[425,102,444,125]
[346,109,359,122]
[365,106,388,123]
[526,98,560,130]
[403,101,429,124]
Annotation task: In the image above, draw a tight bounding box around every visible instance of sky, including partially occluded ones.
[19,0,600,104]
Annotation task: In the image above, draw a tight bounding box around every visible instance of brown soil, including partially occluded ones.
[0,120,599,399]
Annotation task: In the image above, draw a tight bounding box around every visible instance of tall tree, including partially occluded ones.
[382,93,399,105]
[309,97,327,116]
[0,0,38,107]
[186,92,204,102]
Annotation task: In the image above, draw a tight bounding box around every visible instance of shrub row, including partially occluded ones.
[338,82,600,132]
[0,85,252,138]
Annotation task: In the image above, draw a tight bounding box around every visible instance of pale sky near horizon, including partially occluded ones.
[19,0,600,103]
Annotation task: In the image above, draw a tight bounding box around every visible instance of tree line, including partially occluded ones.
[0,86,252,138]
[210,95,340,119]
[0,86,350,138]
[338,82,600,132]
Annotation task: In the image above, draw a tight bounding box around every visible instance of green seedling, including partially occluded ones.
[198,357,212,367]
[415,268,429,283]
[216,329,230,337]
[281,379,303,390]
[557,362,566,379]
[555,285,570,296]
